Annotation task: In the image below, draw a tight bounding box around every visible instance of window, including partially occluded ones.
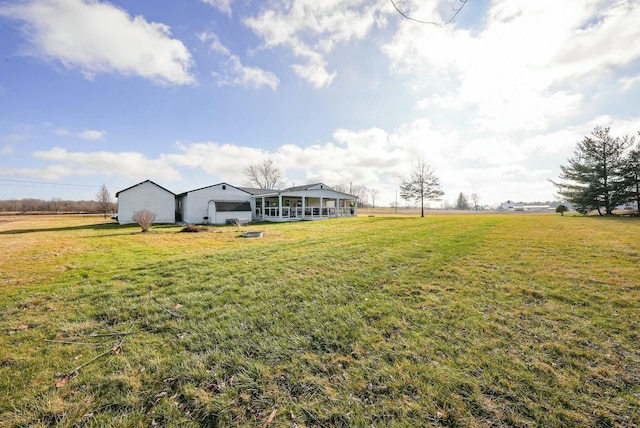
[214,201,251,212]
[222,185,227,190]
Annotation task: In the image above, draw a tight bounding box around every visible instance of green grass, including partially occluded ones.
[1,214,639,427]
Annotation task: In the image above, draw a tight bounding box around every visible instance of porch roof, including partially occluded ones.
[248,189,358,199]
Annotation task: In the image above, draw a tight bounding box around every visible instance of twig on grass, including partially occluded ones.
[55,323,135,388]
[44,339,105,346]
[88,331,135,337]
[262,408,278,428]
[150,294,184,318]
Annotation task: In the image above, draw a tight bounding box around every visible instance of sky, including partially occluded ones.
[1,0,640,207]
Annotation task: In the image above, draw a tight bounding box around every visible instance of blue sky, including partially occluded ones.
[1,0,639,207]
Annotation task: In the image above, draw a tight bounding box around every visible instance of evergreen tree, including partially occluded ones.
[455,192,470,210]
[621,138,640,215]
[551,126,629,215]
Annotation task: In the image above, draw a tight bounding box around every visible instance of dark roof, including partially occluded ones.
[238,187,277,195]
[284,183,331,191]
[115,180,175,197]
[177,182,250,197]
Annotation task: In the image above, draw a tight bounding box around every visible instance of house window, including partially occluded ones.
[214,201,251,211]
[222,185,227,190]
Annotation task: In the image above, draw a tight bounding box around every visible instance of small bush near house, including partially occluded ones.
[132,209,156,232]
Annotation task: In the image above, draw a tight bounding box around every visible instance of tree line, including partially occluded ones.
[0,184,115,216]
[0,198,116,215]
[551,126,640,215]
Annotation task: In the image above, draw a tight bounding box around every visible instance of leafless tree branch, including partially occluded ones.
[390,0,469,26]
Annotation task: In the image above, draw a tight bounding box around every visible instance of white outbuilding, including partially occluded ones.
[115,180,176,225]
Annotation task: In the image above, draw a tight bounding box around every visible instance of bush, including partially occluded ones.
[132,209,156,232]
[180,224,209,233]
[555,205,568,216]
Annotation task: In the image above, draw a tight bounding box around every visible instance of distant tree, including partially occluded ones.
[244,159,285,189]
[455,192,470,210]
[95,184,112,218]
[621,137,640,215]
[351,184,369,207]
[550,126,630,216]
[332,184,349,193]
[132,210,156,232]
[555,205,568,216]
[370,188,378,208]
[470,193,480,210]
[50,197,62,213]
[399,157,444,217]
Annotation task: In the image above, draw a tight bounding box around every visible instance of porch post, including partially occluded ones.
[261,196,265,219]
[337,198,341,217]
[319,197,323,217]
[278,194,283,219]
[302,196,306,219]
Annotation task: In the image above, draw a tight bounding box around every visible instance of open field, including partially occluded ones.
[1,214,639,427]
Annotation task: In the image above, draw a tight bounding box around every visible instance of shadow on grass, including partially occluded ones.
[0,222,128,235]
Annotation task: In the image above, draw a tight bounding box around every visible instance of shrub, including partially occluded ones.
[132,209,156,232]
[555,205,568,216]
[180,224,209,233]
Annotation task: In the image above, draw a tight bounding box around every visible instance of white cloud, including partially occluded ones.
[162,142,267,185]
[55,128,107,140]
[199,31,279,90]
[28,147,182,181]
[243,0,387,88]
[0,0,194,85]
[0,146,14,155]
[620,75,640,91]
[291,61,336,89]
[382,0,640,134]
[200,0,234,16]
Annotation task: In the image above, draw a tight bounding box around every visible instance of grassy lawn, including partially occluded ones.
[1,214,638,427]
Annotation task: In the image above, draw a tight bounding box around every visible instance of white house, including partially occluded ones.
[115,180,176,225]
[116,180,358,225]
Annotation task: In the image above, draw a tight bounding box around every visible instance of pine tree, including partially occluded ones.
[551,126,629,215]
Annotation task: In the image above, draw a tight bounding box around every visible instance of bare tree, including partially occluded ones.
[96,184,112,218]
[399,157,444,217]
[50,197,62,213]
[351,184,369,207]
[470,193,480,210]
[370,188,378,209]
[132,210,156,232]
[391,0,469,26]
[332,184,349,193]
[244,159,285,189]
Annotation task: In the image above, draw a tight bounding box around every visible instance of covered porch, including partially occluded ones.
[251,190,357,222]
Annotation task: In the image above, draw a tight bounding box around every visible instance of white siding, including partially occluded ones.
[182,184,252,224]
[117,182,175,225]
